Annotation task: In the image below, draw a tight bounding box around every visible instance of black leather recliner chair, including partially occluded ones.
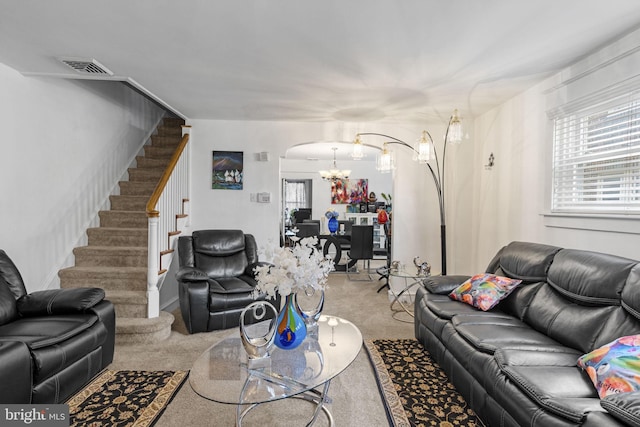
[0,250,115,404]
[176,230,280,333]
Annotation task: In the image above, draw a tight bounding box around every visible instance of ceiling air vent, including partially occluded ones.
[59,58,114,76]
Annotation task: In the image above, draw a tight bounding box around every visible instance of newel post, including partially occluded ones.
[147,211,160,318]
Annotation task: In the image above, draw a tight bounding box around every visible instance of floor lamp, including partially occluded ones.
[353,110,463,276]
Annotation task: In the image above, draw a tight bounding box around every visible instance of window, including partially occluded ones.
[283,179,312,213]
[552,93,640,214]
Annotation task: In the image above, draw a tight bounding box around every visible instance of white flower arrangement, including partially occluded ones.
[253,237,335,299]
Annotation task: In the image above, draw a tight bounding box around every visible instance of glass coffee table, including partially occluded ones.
[189,315,362,426]
[389,269,428,322]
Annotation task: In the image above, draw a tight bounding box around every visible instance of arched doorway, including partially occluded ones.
[280,141,391,268]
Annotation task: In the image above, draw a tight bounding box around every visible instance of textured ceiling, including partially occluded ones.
[1,1,640,125]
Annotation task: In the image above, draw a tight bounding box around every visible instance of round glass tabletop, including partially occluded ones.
[189,314,362,405]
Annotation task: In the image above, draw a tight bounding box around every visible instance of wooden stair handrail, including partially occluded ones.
[146,133,190,218]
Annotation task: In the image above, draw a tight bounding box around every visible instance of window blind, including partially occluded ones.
[284,180,312,212]
[552,93,640,214]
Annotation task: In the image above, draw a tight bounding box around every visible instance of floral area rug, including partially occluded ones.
[365,339,484,427]
[66,370,188,426]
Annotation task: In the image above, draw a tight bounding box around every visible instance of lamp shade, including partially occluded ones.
[351,135,364,160]
[447,109,463,144]
[376,144,395,173]
[413,130,432,163]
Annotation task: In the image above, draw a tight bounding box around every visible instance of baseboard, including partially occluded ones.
[161,296,180,313]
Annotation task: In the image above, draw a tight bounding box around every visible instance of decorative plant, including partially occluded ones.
[381,193,392,204]
[324,208,339,219]
[253,237,334,299]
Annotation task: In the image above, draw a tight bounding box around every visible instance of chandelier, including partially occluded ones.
[319,147,351,181]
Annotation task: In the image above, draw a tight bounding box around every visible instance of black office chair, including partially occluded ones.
[303,219,322,230]
[346,225,374,281]
[292,209,311,224]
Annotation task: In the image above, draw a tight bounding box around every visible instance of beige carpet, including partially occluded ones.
[110,261,415,426]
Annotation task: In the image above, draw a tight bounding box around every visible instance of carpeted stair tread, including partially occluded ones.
[155,128,182,137]
[74,246,148,254]
[73,246,147,267]
[162,117,184,127]
[107,289,147,304]
[109,195,149,211]
[127,167,164,182]
[116,311,175,344]
[99,210,148,228]
[150,135,182,146]
[157,119,184,131]
[87,227,147,247]
[107,290,148,317]
[119,181,157,196]
[135,156,170,169]
[117,311,174,333]
[143,145,176,159]
[59,266,147,291]
[157,122,183,132]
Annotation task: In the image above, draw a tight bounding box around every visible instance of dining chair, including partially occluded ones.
[294,222,321,249]
[337,220,353,252]
[346,225,374,281]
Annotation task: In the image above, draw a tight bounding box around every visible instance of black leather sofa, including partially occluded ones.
[415,241,640,427]
[0,250,115,403]
[176,230,280,333]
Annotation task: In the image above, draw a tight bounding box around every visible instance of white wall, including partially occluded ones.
[466,28,640,272]
[188,120,324,246]
[189,120,401,246]
[0,63,165,292]
[187,119,469,296]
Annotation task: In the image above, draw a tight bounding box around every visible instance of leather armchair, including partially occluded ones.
[0,249,115,403]
[177,230,280,333]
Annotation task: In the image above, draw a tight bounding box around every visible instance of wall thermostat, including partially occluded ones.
[257,192,271,203]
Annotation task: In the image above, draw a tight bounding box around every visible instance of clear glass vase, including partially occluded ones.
[296,287,324,331]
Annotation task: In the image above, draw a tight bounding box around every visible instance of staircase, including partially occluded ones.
[59,117,187,344]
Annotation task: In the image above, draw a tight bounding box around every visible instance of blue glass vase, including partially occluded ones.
[327,216,338,234]
[275,293,307,350]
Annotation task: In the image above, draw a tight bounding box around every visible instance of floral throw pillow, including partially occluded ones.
[448,274,522,311]
[577,335,640,398]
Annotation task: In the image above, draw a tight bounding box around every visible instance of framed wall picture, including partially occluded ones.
[212,151,243,190]
[331,178,368,204]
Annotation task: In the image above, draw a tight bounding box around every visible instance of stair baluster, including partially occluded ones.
[146,125,191,318]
